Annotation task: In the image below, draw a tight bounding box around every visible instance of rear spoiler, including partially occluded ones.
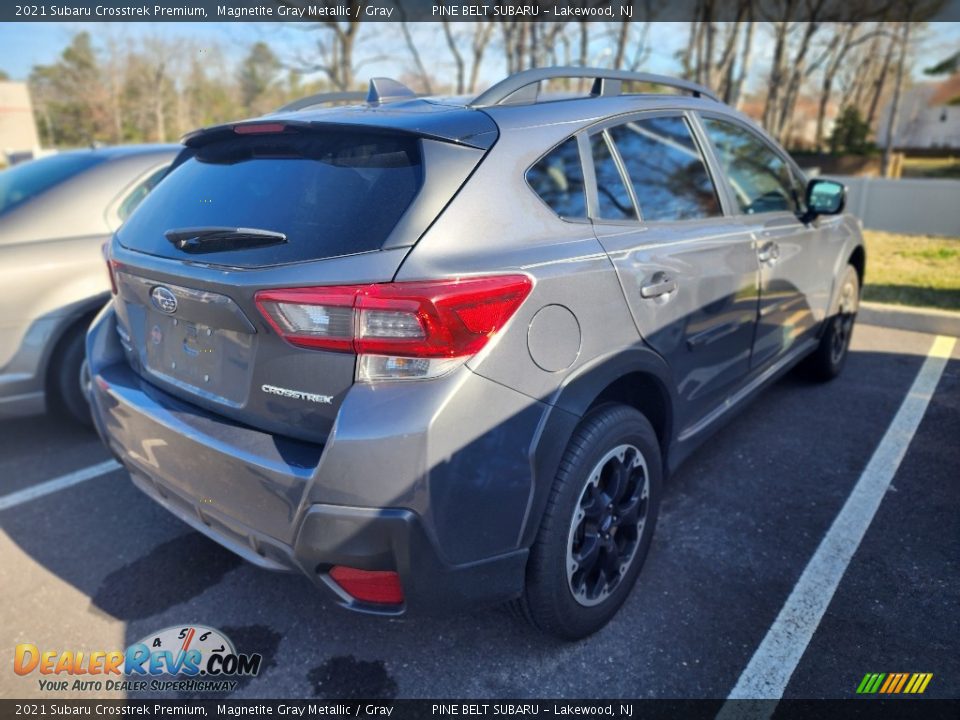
[180,104,498,152]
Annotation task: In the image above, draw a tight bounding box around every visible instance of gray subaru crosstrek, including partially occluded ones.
[88,68,864,639]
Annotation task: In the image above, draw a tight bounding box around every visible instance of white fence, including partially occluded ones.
[829,176,960,237]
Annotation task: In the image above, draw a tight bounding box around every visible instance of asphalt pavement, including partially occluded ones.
[1,322,957,700]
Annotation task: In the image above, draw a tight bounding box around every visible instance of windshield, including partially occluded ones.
[117,130,423,268]
[0,153,104,216]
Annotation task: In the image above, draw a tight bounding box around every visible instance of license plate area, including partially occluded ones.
[144,313,253,406]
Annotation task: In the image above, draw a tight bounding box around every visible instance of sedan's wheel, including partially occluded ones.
[518,404,661,640]
[53,325,94,427]
[801,264,860,382]
[567,444,649,607]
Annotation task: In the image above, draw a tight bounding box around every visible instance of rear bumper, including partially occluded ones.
[87,306,536,614]
[124,458,527,615]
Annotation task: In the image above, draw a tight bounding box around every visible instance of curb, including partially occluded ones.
[859,301,960,337]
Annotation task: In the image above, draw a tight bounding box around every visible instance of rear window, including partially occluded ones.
[0,153,104,216]
[117,131,423,267]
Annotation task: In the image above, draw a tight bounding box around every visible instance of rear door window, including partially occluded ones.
[117,131,423,268]
[590,132,637,221]
[607,116,722,222]
[700,117,800,214]
[526,137,587,219]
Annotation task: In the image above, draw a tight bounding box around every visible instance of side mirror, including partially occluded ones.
[803,178,845,222]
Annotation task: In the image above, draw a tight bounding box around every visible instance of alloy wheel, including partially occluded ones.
[830,279,858,365]
[566,443,649,607]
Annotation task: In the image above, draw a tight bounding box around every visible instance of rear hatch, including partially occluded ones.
[110,120,491,444]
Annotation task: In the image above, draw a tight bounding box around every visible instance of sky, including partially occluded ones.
[0,21,958,92]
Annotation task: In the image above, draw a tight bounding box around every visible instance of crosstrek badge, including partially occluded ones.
[261,383,333,404]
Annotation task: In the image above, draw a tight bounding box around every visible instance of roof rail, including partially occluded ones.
[276,77,420,113]
[276,91,368,113]
[470,67,719,107]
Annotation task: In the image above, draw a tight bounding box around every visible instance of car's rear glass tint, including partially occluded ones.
[0,153,105,216]
[117,131,423,267]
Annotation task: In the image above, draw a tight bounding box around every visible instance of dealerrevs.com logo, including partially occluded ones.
[14,625,262,693]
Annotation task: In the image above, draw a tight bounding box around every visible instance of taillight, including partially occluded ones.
[255,275,533,381]
[102,242,118,295]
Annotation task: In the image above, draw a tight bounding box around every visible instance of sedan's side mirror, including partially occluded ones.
[802,178,845,223]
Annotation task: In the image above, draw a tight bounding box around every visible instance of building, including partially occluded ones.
[877,75,960,150]
[0,81,41,164]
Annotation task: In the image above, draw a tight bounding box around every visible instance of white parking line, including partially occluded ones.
[0,459,122,512]
[720,335,956,710]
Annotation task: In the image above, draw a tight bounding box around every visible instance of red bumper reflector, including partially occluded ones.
[329,566,404,605]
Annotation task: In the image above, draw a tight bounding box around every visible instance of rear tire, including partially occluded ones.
[53,326,93,427]
[518,404,662,640]
[800,264,860,382]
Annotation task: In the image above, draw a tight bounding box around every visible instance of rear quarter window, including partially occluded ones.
[526,137,587,219]
[117,131,423,268]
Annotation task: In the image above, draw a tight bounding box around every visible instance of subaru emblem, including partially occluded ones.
[151,286,178,314]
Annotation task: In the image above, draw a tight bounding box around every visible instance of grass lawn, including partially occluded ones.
[862,230,960,311]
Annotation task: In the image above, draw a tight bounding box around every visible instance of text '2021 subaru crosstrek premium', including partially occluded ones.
[88,68,864,639]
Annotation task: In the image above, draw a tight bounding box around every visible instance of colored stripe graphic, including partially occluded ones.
[857,673,932,694]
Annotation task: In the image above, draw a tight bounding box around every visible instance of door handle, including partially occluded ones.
[757,241,780,265]
[640,272,678,299]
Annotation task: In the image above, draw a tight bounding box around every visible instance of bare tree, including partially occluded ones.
[729,14,754,107]
[102,32,128,143]
[439,20,495,95]
[812,23,889,150]
[133,35,186,142]
[398,21,433,93]
[279,2,369,91]
[866,29,898,126]
[882,21,911,176]
[467,22,495,93]
[680,1,751,102]
[441,21,465,94]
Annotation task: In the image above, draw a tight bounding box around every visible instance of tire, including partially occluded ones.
[518,404,662,639]
[800,264,860,382]
[52,326,93,427]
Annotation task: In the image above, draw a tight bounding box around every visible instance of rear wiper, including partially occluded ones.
[164,227,287,254]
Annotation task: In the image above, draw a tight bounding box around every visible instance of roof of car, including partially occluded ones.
[183,68,730,152]
[56,143,180,159]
